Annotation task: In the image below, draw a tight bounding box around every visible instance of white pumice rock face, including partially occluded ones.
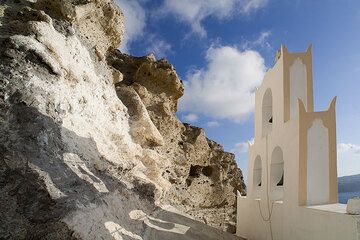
[0,0,246,238]
[107,51,247,233]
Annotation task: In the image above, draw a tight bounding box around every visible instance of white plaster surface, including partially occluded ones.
[306,203,347,214]
[290,58,307,118]
[236,48,360,240]
[238,196,360,240]
[307,119,329,205]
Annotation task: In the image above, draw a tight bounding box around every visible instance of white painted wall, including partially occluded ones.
[290,58,307,118]
[307,119,329,205]
[236,48,357,240]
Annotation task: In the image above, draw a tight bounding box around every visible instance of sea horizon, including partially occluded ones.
[338,191,360,204]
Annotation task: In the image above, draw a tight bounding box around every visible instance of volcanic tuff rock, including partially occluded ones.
[0,0,246,239]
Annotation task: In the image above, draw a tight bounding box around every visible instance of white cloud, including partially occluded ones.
[145,35,172,59]
[206,121,220,127]
[242,30,272,50]
[338,143,360,154]
[116,0,146,52]
[115,1,172,57]
[337,143,360,177]
[233,142,248,153]
[232,138,254,153]
[183,113,199,122]
[179,45,266,122]
[159,0,268,36]
[241,0,268,13]
[254,31,271,46]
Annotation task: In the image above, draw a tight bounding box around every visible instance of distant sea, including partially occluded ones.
[338,191,360,204]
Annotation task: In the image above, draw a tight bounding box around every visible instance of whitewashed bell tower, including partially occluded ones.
[236,45,359,240]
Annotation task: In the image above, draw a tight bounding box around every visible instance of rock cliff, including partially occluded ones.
[0,0,246,239]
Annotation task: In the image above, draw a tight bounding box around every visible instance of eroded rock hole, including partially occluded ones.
[202,166,213,177]
[186,178,192,187]
[189,165,202,177]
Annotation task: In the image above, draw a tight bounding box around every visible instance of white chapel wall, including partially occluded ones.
[290,58,307,118]
[307,119,329,205]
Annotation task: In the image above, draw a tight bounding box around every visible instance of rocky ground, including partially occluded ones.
[0,0,246,239]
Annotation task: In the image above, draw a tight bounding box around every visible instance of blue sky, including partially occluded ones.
[116,0,360,180]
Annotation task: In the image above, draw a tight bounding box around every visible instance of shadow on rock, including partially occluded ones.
[0,102,139,239]
[0,102,243,240]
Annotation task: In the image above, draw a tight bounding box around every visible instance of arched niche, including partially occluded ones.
[307,119,329,205]
[253,155,262,199]
[262,89,273,137]
[290,58,307,119]
[270,147,284,200]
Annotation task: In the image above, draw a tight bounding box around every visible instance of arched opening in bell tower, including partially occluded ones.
[270,146,284,200]
[253,155,262,199]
